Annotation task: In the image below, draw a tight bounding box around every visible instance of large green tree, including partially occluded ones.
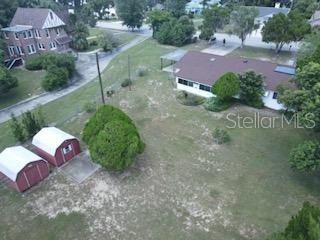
[199,4,230,40]
[116,0,147,31]
[238,70,265,108]
[228,6,259,47]
[155,15,195,46]
[146,10,172,37]
[165,0,188,18]
[212,72,240,100]
[292,0,320,19]
[279,62,320,130]
[87,0,114,19]
[262,11,310,53]
[0,0,18,27]
[83,105,145,171]
[72,22,89,50]
[262,13,291,53]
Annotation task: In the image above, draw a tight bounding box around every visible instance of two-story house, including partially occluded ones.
[1,8,72,68]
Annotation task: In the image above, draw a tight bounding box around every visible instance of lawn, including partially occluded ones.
[228,46,295,65]
[0,39,320,240]
[0,69,45,110]
[86,27,138,52]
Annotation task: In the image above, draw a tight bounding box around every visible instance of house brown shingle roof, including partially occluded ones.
[174,51,294,92]
[10,7,50,29]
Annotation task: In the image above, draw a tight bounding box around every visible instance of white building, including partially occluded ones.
[172,51,295,110]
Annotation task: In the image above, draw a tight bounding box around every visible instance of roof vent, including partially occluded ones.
[210,58,216,62]
[243,60,248,63]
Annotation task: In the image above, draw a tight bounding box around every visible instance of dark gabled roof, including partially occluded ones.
[255,6,290,18]
[10,8,50,29]
[173,51,294,92]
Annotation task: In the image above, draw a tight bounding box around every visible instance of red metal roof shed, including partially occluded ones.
[0,146,49,192]
[32,127,81,167]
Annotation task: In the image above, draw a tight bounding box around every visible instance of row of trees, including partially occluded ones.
[277,40,320,171]
[199,2,312,51]
[25,52,75,91]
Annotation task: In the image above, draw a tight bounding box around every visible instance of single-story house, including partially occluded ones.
[309,11,320,28]
[186,0,220,14]
[173,51,295,110]
[0,146,49,192]
[32,127,81,167]
[254,6,290,23]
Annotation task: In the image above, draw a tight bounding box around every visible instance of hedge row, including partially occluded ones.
[25,52,75,91]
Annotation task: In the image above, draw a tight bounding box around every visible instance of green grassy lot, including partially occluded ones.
[228,46,295,65]
[87,27,138,51]
[0,39,319,240]
[0,69,45,110]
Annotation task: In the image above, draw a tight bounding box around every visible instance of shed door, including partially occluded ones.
[24,164,42,186]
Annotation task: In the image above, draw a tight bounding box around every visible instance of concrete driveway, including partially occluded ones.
[202,41,240,56]
[59,151,100,184]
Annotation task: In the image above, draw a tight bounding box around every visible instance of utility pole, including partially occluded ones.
[96,52,105,104]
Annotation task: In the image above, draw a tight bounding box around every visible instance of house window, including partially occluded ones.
[178,78,188,86]
[8,46,15,56]
[34,29,41,38]
[27,30,33,38]
[16,46,23,55]
[38,43,45,50]
[14,32,19,39]
[63,145,73,154]
[27,44,36,54]
[200,84,211,92]
[46,29,50,38]
[3,32,8,39]
[272,92,279,99]
[55,28,60,36]
[50,42,56,49]
[23,31,27,39]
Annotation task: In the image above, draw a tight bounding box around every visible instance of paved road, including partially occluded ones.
[96,20,151,34]
[0,33,151,124]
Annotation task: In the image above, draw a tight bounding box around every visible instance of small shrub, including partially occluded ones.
[98,31,119,52]
[121,78,132,88]
[42,66,68,91]
[25,55,45,70]
[212,128,230,144]
[136,66,147,77]
[176,91,205,106]
[83,101,96,113]
[204,97,233,112]
[10,113,26,142]
[106,89,115,97]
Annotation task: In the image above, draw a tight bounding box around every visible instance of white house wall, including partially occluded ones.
[42,10,65,29]
[176,77,284,110]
